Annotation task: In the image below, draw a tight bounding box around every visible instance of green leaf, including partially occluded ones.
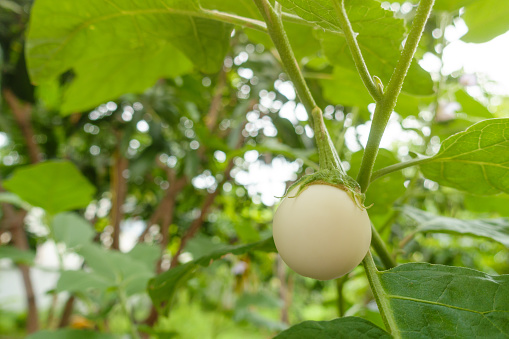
[3,161,96,214]
[420,118,509,195]
[59,43,193,113]
[464,193,509,217]
[148,237,276,307]
[400,205,509,247]
[462,0,509,43]
[26,0,232,113]
[0,192,31,209]
[78,243,156,295]
[125,243,161,269]
[455,89,492,119]
[349,149,406,215]
[273,317,390,338]
[379,263,509,338]
[56,270,111,293]
[0,246,36,265]
[52,213,95,249]
[27,329,116,339]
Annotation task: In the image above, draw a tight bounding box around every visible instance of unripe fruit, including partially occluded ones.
[273,184,371,280]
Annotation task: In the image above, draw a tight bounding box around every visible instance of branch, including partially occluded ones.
[205,69,227,131]
[3,89,42,163]
[332,0,382,102]
[2,90,41,333]
[170,160,235,268]
[252,0,317,114]
[356,0,435,192]
[110,146,128,250]
[370,156,432,183]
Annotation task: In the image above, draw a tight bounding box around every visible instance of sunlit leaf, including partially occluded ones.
[455,89,492,119]
[462,0,509,43]
[420,118,509,195]
[26,0,232,113]
[400,205,509,247]
[3,161,96,215]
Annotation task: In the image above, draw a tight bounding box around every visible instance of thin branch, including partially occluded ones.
[110,145,128,251]
[370,156,432,183]
[58,296,75,328]
[205,68,227,131]
[2,90,41,333]
[170,160,235,268]
[200,9,267,32]
[370,224,396,269]
[3,89,42,163]
[332,0,382,102]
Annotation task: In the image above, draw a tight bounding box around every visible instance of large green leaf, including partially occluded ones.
[455,89,492,119]
[148,237,276,307]
[27,329,115,339]
[420,118,509,195]
[349,149,406,216]
[78,243,156,295]
[274,317,390,338]
[379,263,509,338]
[0,246,36,265]
[400,205,509,247]
[52,213,95,249]
[3,161,96,214]
[56,270,111,293]
[26,0,232,113]
[0,192,31,209]
[462,0,509,43]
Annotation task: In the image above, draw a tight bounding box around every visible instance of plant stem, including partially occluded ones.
[200,9,267,32]
[335,275,348,317]
[252,0,316,114]
[118,287,140,339]
[356,0,435,192]
[370,224,396,269]
[363,251,400,338]
[332,0,382,102]
[252,0,341,171]
[370,156,432,183]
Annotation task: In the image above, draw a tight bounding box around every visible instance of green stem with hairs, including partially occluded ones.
[370,156,432,183]
[370,224,396,269]
[356,0,435,192]
[363,251,401,338]
[252,0,340,172]
[332,0,382,102]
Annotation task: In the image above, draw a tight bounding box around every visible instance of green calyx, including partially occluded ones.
[282,168,367,211]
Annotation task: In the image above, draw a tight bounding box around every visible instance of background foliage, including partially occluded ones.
[1,0,508,338]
